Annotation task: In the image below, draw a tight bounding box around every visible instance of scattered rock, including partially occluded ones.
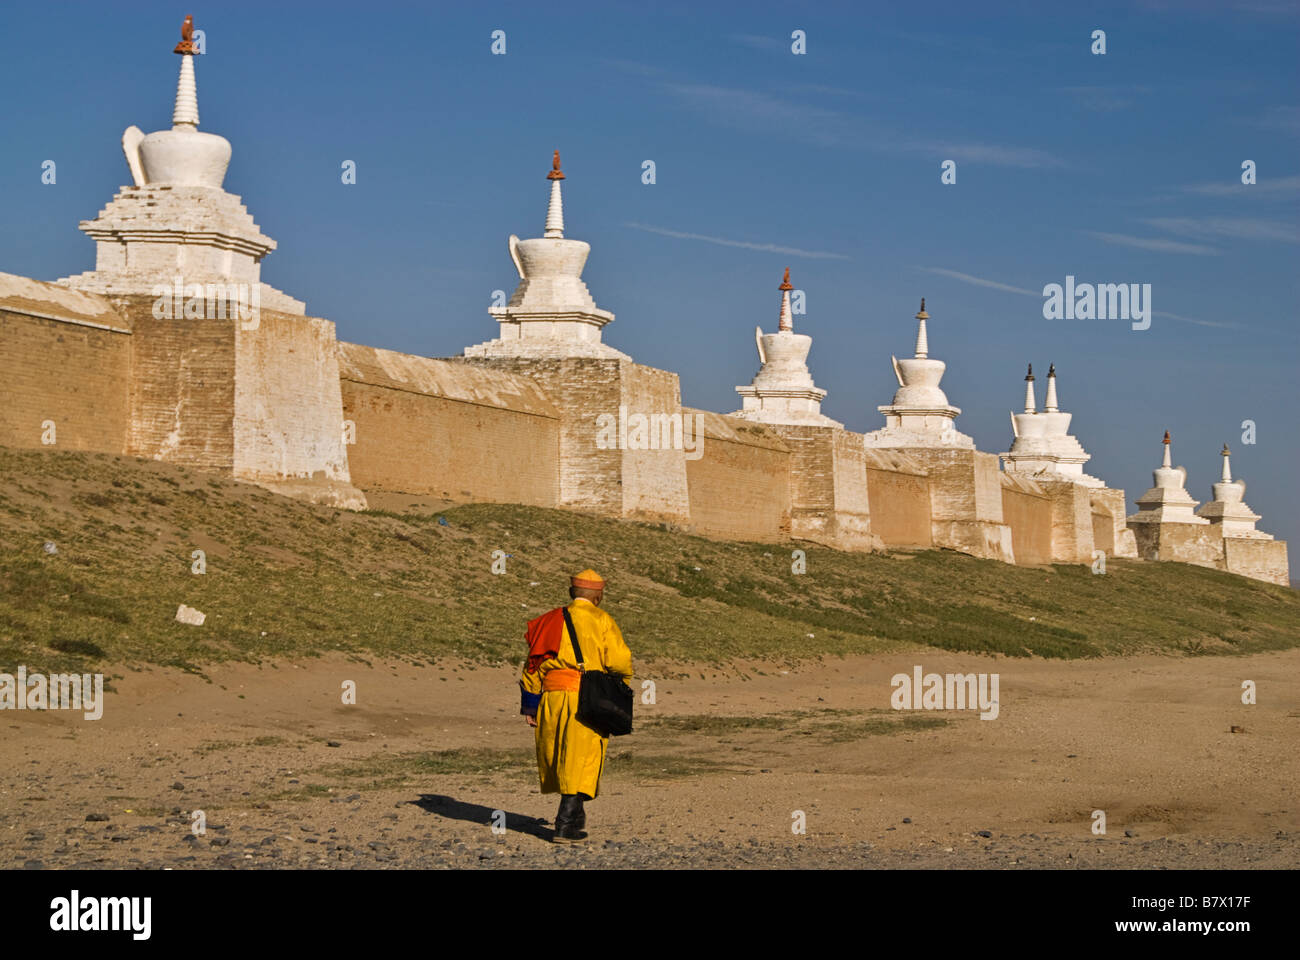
[976,830,993,838]
[85,813,109,822]
[42,542,58,555]
[902,818,912,824]
[210,837,230,847]
[175,604,206,626]
[1230,725,1246,734]
[170,782,184,791]
[327,741,342,748]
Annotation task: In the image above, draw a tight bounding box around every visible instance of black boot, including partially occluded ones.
[554,794,588,844]
[574,792,590,830]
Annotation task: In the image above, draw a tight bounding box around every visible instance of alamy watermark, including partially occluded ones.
[891,665,999,720]
[1042,275,1151,331]
[151,276,260,330]
[595,406,704,460]
[1,667,104,720]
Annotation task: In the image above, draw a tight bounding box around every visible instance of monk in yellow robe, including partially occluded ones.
[519,569,632,843]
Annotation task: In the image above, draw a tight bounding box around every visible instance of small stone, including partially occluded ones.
[1125,830,1137,838]
[42,542,58,555]
[210,837,230,847]
[902,818,912,824]
[175,604,206,626]
[85,813,109,822]
[976,830,993,838]
[1230,725,1246,734]
[171,782,184,790]
[327,741,342,748]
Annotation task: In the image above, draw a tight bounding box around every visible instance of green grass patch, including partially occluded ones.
[1,446,1297,673]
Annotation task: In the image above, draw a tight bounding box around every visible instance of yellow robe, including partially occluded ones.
[520,598,633,798]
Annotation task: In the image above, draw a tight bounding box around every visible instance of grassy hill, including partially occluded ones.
[1,447,1297,677]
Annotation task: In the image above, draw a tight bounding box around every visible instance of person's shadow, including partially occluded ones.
[411,794,552,841]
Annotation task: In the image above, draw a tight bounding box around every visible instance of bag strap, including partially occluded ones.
[561,607,585,671]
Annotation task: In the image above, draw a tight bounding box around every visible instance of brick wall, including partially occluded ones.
[865,451,932,547]
[1001,474,1053,565]
[1222,537,1289,586]
[119,295,236,468]
[456,356,692,523]
[617,362,692,523]
[1040,480,1096,563]
[684,409,791,542]
[0,308,131,454]
[235,311,354,484]
[1130,521,1223,568]
[341,345,559,505]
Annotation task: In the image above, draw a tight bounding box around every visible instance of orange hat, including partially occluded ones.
[571,569,605,590]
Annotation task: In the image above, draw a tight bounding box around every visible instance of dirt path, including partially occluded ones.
[2,650,1296,869]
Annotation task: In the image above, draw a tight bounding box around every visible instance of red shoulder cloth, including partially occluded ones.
[524,607,567,673]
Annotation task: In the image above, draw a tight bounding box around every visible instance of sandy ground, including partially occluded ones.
[1,649,1296,869]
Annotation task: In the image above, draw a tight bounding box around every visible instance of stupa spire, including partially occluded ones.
[1162,430,1172,469]
[171,15,199,130]
[778,267,794,332]
[1221,443,1232,482]
[1044,363,1059,412]
[1023,363,1036,413]
[914,298,929,358]
[544,150,565,239]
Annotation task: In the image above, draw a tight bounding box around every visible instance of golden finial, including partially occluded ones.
[916,298,929,320]
[174,15,197,55]
[1025,363,1034,381]
[547,150,565,181]
[779,267,793,291]
[1221,443,1231,456]
[1163,430,1171,444]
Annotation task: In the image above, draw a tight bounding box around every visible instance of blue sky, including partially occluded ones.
[2,0,1297,551]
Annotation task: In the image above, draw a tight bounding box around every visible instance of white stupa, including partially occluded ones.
[863,299,973,449]
[733,268,842,427]
[1128,431,1208,525]
[1196,444,1271,538]
[1001,363,1102,486]
[58,16,304,313]
[464,151,627,360]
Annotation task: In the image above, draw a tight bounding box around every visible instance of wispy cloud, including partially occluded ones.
[786,82,877,100]
[1153,310,1243,330]
[659,81,1064,168]
[1057,84,1150,112]
[662,83,848,147]
[916,267,1037,296]
[1182,173,1300,195]
[917,266,1242,329]
[1086,231,1220,255]
[1253,104,1300,133]
[727,33,782,51]
[626,222,850,260]
[1141,216,1300,243]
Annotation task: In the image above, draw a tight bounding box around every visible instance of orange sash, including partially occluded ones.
[541,668,582,693]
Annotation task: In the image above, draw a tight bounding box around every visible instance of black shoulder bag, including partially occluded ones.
[561,607,633,737]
